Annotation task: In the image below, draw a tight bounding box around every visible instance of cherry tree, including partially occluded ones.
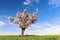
[8,8,38,37]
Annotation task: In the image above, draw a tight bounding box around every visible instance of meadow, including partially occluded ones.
[0,35,60,40]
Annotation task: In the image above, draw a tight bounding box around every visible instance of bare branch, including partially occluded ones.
[16,11,22,19]
[14,18,19,24]
[8,16,14,22]
[23,7,29,15]
[25,20,31,28]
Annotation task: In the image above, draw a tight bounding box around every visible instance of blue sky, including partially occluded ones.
[0,0,60,35]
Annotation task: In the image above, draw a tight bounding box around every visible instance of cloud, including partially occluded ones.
[30,27,60,35]
[23,0,31,5]
[34,0,40,3]
[27,23,53,31]
[41,23,52,27]
[25,21,60,35]
[0,15,8,18]
[0,15,8,21]
[0,21,6,26]
[49,0,60,7]
[23,0,40,5]
[0,15,11,26]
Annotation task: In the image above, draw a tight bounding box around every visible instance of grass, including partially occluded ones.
[0,35,60,40]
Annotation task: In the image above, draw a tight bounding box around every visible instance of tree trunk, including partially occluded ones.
[21,28,25,37]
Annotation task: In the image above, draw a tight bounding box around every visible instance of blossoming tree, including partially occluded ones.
[8,8,38,37]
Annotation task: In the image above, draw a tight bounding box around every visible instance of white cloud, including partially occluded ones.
[23,0,40,5]
[44,23,53,27]
[49,0,60,7]
[0,15,8,18]
[0,15,8,21]
[25,21,60,35]
[34,0,40,2]
[0,21,6,26]
[23,0,31,5]
[30,27,60,35]
[0,15,9,26]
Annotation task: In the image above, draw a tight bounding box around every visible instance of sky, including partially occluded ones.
[0,0,60,35]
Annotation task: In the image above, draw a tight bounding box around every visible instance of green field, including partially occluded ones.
[0,35,60,40]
